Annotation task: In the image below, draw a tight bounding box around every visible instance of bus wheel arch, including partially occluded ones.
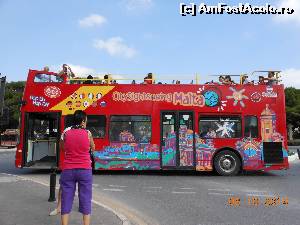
[213,148,242,176]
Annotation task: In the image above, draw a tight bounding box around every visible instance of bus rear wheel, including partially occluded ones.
[214,150,241,176]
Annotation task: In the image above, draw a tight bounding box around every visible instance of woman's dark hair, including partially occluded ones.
[73,110,87,126]
[225,75,231,81]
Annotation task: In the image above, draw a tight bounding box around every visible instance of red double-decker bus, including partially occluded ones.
[15,69,289,175]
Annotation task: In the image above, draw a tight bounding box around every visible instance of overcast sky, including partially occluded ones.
[0,0,300,87]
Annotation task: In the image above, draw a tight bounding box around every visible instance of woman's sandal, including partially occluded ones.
[49,208,61,216]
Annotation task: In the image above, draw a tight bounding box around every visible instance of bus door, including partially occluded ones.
[161,111,195,169]
[23,112,60,168]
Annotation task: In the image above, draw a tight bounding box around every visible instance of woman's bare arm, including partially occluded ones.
[88,131,95,151]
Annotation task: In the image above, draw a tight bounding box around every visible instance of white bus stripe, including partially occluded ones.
[178,187,194,190]
[172,191,196,194]
[208,192,234,196]
[103,188,124,192]
[109,185,127,188]
[208,188,231,192]
[246,193,275,197]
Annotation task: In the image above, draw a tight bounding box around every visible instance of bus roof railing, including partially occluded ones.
[68,73,202,84]
[251,70,282,79]
[61,70,282,85]
[209,71,282,84]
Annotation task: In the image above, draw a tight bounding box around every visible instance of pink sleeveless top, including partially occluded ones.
[62,128,91,170]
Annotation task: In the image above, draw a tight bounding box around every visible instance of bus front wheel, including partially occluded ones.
[214,150,241,176]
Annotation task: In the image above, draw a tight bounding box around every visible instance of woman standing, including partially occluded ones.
[60,110,95,225]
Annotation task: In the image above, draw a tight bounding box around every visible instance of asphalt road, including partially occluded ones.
[1,150,300,225]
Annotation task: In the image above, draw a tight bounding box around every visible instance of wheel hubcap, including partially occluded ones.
[223,159,231,169]
[219,155,236,173]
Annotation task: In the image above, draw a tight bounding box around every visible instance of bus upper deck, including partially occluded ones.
[15,69,288,175]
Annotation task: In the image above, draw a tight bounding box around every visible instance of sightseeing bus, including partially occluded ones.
[15,69,289,175]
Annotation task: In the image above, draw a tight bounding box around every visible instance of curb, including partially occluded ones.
[91,199,132,225]
[0,172,132,225]
[0,149,16,153]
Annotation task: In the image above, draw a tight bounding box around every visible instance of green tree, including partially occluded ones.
[285,87,300,140]
[3,81,25,129]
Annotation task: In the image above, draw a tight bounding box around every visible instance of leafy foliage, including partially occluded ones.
[3,81,25,128]
[285,87,300,140]
[285,87,300,126]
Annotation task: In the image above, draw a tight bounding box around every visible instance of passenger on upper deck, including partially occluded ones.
[223,75,234,85]
[104,74,110,84]
[83,75,93,84]
[144,73,153,84]
[241,75,254,85]
[258,76,266,85]
[257,72,278,85]
[34,66,53,82]
[58,64,75,80]
[266,72,277,85]
[43,66,50,72]
[218,76,225,84]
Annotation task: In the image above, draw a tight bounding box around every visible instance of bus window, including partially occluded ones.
[30,119,51,140]
[199,116,241,138]
[86,115,106,138]
[34,74,63,83]
[109,116,151,143]
[64,115,106,138]
[23,113,59,168]
[162,113,175,146]
[244,116,258,138]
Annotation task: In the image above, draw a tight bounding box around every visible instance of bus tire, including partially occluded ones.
[214,150,241,176]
